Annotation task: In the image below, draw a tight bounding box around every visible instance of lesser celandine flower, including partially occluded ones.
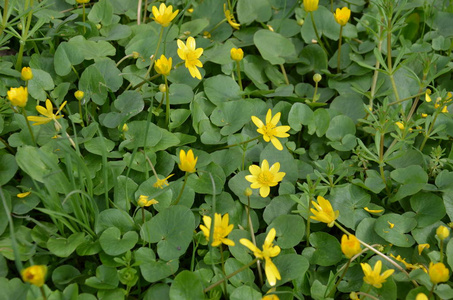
[27,99,67,126]
[22,265,47,287]
[230,48,244,62]
[341,234,361,259]
[429,262,449,284]
[199,213,235,247]
[418,243,430,255]
[177,37,203,79]
[74,90,84,101]
[137,195,158,207]
[436,225,449,240]
[245,159,286,198]
[334,7,351,26]
[224,4,240,30]
[395,122,404,130]
[240,228,281,286]
[252,109,291,151]
[178,149,198,173]
[262,288,279,300]
[153,174,174,189]
[310,196,339,227]
[154,55,172,76]
[151,3,179,27]
[360,260,394,288]
[303,0,319,12]
[416,293,428,300]
[425,90,432,102]
[21,67,33,81]
[7,86,28,108]
[76,0,90,3]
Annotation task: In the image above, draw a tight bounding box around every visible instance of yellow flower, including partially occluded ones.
[151,3,179,27]
[418,243,430,255]
[154,55,172,76]
[245,159,286,198]
[76,0,90,3]
[360,260,394,288]
[224,4,240,30]
[251,109,291,151]
[74,90,84,101]
[122,123,129,132]
[310,196,339,227]
[17,191,31,198]
[334,7,351,26]
[416,293,428,300]
[388,221,395,229]
[178,149,198,173]
[425,91,432,102]
[21,67,33,81]
[153,174,174,189]
[421,113,428,118]
[395,121,404,130]
[364,207,384,214]
[341,234,361,259]
[429,262,449,284]
[303,0,319,12]
[230,48,244,62]
[177,37,203,80]
[7,86,28,108]
[262,291,279,300]
[199,213,235,247]
[240,228,281,286]
[137,195,158,207]
[436,225,449,240]
[22,265,47,287]
[27,99,67,126]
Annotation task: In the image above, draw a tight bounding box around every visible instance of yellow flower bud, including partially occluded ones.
[415,293,428,300]
[395,122,404,130]
[313,73,322,83]
[341,234,361,259]
[154,55,172,76]
[334,7,351,26]
[159,84,167,93]
[122,123,129,132]
[297,19,304,26]
[244,188,253,197]
[76,0,90,3]
[436,225,449,240]
[21,67,33,81]
[22,265,47,287]
[74,90,84,101]
[429,262,449,284]
[303,0,319,12]
[230,48,244,62]
[7,86,28,108]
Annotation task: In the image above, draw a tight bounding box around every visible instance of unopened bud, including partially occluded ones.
[313,73,322,83]
[96,24,102,30]
[244,188,253,197]
[74,90,84,101]
[132,51,140,59]
[436,225,449,241]
[297,19,304,26]
[122,123,129,132]
[159,84,167,93]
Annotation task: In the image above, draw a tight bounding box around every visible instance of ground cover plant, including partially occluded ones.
[1,0,453,299]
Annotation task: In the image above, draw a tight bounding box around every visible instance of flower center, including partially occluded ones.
[262,124,276,137]
[186,51,199,65]
[258,170,274,185]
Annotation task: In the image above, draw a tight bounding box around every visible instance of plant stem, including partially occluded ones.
[164,75,170,128]
[141,207,145,225]
[82,3,86,34]
[16,0,34,70]
[137,0,142,25]
[328,259,351,298]
[420,112,440,151]
[40,286,47,300]
[219,245,228,297]
[0,0,9,36]
[310,12,327,55]
[217,136,260,150]
[204,258,258,293]
[173,172,189,205]
[144,27,164,83]
[280,64,289,85]
[337,25,343,73]
[313,80,319,102]
[22,109,36,146]
[246,195,263,285]
[236,61,243,92]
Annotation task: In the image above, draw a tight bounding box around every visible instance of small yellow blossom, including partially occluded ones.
[137,195,158,207]
[17,191,31,198]
[230,48,244,62]
[153,174,174,189]
[27,99,67,126]
[178,149,198,173]
[436,225,449,240]
[416,293,428,300]
[154,55,172,76]
[22,265,47,287]
[199,213,235,247]
[334,7,351,26]
[151,3,179,27]
[313,73,322,83]
[388,221,395,229]
[159,84,167,93]
[395,122,404,130]
[21,67,33,81]
[122,123,129,132]
[418,243,430,255]
[350,292,359,300]
[429,262,449,284]
[76,0,90,3]
[421,113,428,118]
[187,8,194,13]
[364,207,384,214]
[251,109,291,151]
[245,159,285,198]
[303,0,319,12]
[425,91,432,102]
[341,234,362,259]
[262,289,279,300]
[390,254,425,271]
[177,37,203,79]
[224,4,240,30]
[240,228,281,286]
[74,90,84,101]
[7,86,28,108]
[360,260,394,288]
[244,188,253,197]
[203,31,211,39]
[310,196,339,227]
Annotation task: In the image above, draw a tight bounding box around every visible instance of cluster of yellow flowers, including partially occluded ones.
[302,0,351,26]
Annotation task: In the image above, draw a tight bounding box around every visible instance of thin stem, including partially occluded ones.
[40,286,47,300]
[82,3,86,34]
[280,64,289,85]
[173,172,189,205]
[310,12,327,55]
[204,258,258,293]
[164,75,170,128]
[0,0,9,36]
[216,136,260,150]
[143,0,149,23]
[116,54,133,67]
[388,91,425,106]
[219,245,228,297]
[246,195,263,285]
[144,27,164,83]
[141,207,145,225]
[16,0,34,70]
[420,112,440,151]
[337,25,343,73]
[328,259,351,298]
[137,0,142,25]
[440,240,444,263]
[357,291,380,300]
[428,284,435,299]
[236,61,243,92]
[313,81,319,102]
[22,109,36,146]
[78,99,85,127]
[369,25,383,107]
[306,196,312,246]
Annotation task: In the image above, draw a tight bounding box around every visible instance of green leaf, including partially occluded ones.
[54,42,85,76]
[330,184,370,230]
[374,213,416,247]
[230,286,261,300]
[297,44,328,74]
[204,75,241,105]
[84,137,115,156]
[119,121,162,150]
[254,30,296,65]
[288,103,313,132]
[47,232,86,257]
[237,0,272,24]
[269,214,305,248]
[310,232,342,266]
[410,192,446,228]
[210,100,256,136]
[0,153,18,185]
[141,206,195,261]
[99,227,138,256]
[273,254,309,286]
[88,0,114,25]
[390,166,428,202]
[85,265,119,290]
[28,69,55,101]
[224,258,255,287]
[140,259,179,283]
[95,209,136,234]
[180,19,209,37]
[52,265,81,286]
[263,195,296,225]
[326,115,356,141]
[169,271,204,300]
